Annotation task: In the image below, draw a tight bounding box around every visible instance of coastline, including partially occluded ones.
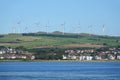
[0,59,120,62]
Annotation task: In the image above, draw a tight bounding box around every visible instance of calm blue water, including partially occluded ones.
[0,62,120,80]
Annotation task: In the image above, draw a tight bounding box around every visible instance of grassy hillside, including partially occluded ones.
[0,32,120,49]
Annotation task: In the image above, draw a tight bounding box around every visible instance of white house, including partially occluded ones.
[71,55,77,60]
[86,56,93,60]
[10,56,16,59]
[21,55,27,59]
[0,56,4,59]
[95,56,101,60]
[108,54,115,60]
[79,56,83,60]
[30,55,35,60]
[62,55,67,60]
[117,54,120,60]
[0,51,3,54]
[79,56,93,60]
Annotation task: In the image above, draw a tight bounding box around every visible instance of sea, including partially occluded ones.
[0,62,120,80]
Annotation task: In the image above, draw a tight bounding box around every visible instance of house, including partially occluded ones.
[62,54,77,60]
[71,55,77,60]
[1,48,7,54]
[0,49,6,54]
[10,56,16,59]
[79,55,93,60]
[95,55,102,60]
[0,48,17,54]
[99,53,107,60]
[5,54,16,59]
[0,51,2,54]
[21,55,27,59]
[108,54,115,60]
[26,55,35,60]
[117,54,120,60]
[16,54,26,59]
[86,56,93,60]
[62,55,67,60]
[0,56,4,59]
[9,54,16,59]
[30,55,35,60]
[79,56,86,60]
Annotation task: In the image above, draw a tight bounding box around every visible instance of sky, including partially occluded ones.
[0,0,120,36]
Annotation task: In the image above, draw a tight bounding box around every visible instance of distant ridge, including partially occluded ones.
[21,31,120,39]
[0,31,119,48]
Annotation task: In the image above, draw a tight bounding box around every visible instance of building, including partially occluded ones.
[117,54,120,60]
[108,54,115,60]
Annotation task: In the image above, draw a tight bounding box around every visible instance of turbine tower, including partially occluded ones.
[61,22,65,35]
[25,26,28,33]
[17,21,21,33]
[102,24,105,36]
[45,21,49,34]
[88,25,92,36]
[35,22,40,32]
[12,27,16,33]
[46,24,48,34]
[77,23,80,35]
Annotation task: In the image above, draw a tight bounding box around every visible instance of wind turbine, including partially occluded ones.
[25,26,28,33]
[88,25,92,36]
[45,21,50,34]
[35,22,40,32]
[77,23,81,36]
[102,24,105,36]
[61,22,65,35]
[17,21,21,33]
[12,27,16,33]
[45,24,48,34]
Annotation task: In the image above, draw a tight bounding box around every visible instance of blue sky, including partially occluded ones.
[0,0,120,36]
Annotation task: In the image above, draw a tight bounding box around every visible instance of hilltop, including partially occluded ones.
[0,31,120,49]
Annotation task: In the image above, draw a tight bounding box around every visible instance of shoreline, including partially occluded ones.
[0,59,120,62]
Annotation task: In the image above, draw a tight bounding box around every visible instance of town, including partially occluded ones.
[0,46,120,61]
[0,47,35,60]
[63,47,120,60]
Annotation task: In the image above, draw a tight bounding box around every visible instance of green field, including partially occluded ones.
[0,32,120,49]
